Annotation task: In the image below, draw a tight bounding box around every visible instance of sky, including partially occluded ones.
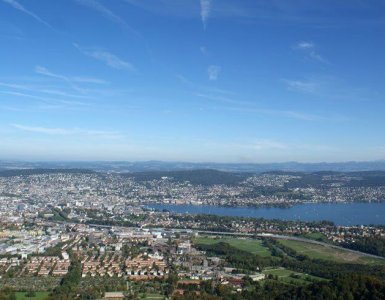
[0,0,385,163]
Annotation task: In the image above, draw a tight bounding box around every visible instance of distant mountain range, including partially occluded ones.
[1,160,385,173]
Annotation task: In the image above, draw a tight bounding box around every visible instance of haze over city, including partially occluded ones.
[1,0,385,162]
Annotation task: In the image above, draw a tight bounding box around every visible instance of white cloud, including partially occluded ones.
[200,0,212,29]
[207,65,221,80]
[12,124,121,139]
[74,44,135,71]
[2,0,52,28]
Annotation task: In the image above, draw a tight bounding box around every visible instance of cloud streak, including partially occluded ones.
[200,0,212,29]
[35,66,107,85]
[253,139,287,150]
[2,0,52,28]
[74,44,135,71]
[226,106,335,122]
[74,0,140,37]
[195,93,250,105]
[12,124,122,139]
[74,0,125,25]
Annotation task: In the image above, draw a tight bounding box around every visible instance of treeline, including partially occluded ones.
[341,237,385,257]
[0,288,15,300]
[173,214,335,229]
[278,275,385,300]
[173,274,385,300]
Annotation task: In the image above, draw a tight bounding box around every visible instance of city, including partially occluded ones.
[1,0,385,298]
[1,169,385,299]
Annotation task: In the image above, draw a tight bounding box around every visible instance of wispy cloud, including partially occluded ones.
[71,77,108,84]
[293,41,328,63]
[35,66,107,85]
[34,65,108,95]
[12,124,122,139]
[0,82,90,101]
[308,51,327,63]
[284,79,317,93]
[0,90,89,109]
[200,0,212,29]
[195,93,250,105]
[253,139,287,150]
[226,106,330,122]
[35,66,69,82]
[0,90,51,103]
[2,0,52,28]
[200,46,209,56]
[74,0,124,25]
[74,43,135,71]
[74,0,140,37]
[295,41,314,49]
[207,65,221,80]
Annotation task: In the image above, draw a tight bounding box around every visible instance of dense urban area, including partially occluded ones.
[1,169,385,299]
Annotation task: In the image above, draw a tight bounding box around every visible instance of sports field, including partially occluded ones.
[278,239,385,265]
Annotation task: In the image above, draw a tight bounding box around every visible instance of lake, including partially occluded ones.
[147,202,385,226]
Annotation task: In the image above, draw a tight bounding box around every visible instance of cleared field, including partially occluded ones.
[15,292,49,300]
[142,293,163,299]
[194,236,271,257]
[263,267,325,286]
[278,239,385,265]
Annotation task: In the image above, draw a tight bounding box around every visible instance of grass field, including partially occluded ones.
[194,236,271,257]
[263,267,326,286]
[15,292,49,300]
[299,232,328,242]
[142,293,163,299]
[278,239,385,265]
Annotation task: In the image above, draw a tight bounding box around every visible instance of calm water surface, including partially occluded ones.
[148,203,385,226]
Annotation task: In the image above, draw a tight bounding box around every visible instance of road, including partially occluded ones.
[50,220,385,260]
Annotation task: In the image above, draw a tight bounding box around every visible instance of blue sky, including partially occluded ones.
[1,0,385,162]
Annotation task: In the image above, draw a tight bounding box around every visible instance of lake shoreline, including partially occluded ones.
[146,202,385,226]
